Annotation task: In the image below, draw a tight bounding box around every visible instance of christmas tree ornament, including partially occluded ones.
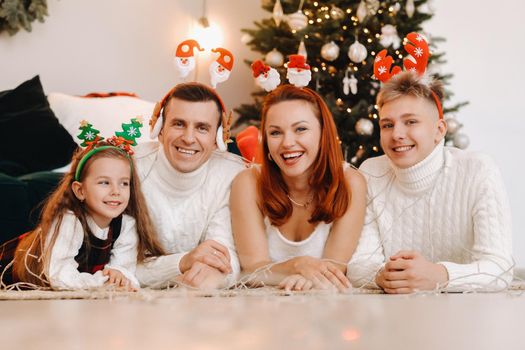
[380,24,401,49]
[355,118,374,136]
[343,69,358,95]
[240,33,252,45]
[391,2,401,14]
[330,5,345,20]
[265,48,284,67]
[406,0,416,18]
[453,133,470,149]
[348,39,368,63]
[209,47,235,89]
[173,39,204,79]
[321,41,340,61]
[349,74,358,95]
[366,0,380,15]
[251,60,281,92]
[356,1,368,22]
[286,54,311,88]
[287,10,308,31]
[273,0,284,26]
[445,116,462,135]
[298,40,308,59]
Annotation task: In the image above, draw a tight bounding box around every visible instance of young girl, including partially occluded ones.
[231,84,367,292]
[0,122,165,290]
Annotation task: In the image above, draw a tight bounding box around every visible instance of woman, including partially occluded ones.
[230,85,366,292]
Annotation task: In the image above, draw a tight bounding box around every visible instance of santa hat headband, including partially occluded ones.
[373,32,443,119]
[75,118,143,181]
[251,54,311,92]
[151,39,235,151]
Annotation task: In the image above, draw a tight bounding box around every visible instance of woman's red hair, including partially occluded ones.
[258,85,349,226]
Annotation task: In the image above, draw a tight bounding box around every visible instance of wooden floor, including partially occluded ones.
[1,291,524,349]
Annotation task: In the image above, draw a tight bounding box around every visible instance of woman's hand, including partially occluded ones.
[291,256,351,292]
[278,274,314,292]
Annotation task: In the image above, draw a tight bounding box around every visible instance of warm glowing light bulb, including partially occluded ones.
[193,22,223,50]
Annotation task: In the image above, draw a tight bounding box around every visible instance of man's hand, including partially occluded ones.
[176,261,227,290]
[103,268,137,291]
[179,240,232,274]
[376,250,448,294]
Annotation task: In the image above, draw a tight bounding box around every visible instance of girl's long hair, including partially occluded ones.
[13,143,165,286]
[258,85,350,226]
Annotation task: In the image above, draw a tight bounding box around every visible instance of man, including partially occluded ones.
[134,82,244,289]
[347,71,513,293]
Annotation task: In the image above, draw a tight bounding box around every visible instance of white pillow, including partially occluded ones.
[48,92,155,145]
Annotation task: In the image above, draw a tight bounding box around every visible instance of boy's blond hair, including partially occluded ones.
[377,71,444,111]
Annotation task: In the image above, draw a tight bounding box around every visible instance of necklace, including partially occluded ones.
[287,194,313,208]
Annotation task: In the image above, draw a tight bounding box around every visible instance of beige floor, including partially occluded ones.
[1,291,524,350]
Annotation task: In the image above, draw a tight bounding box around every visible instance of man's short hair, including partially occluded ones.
[162,82,224,127]
[377,71,444,110]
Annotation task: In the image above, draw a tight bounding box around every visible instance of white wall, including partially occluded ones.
[0,0,264,109]
[1,0,523,265]
[424,0,525,266]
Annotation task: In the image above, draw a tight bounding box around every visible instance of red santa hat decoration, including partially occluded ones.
[251,60,281,92]
[209,47,235,89]
[286,54,312,88]
[173,39,204,79]
[150,39,236,152]
[250,54,312,93]
[373,32,443,119]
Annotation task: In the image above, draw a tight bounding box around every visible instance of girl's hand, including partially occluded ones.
[291,256,351,292]
[103,268,137,291]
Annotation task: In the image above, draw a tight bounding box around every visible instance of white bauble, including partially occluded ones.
[240,33,252,45]
[265,48,284,67]
[357,1,368,22]
[287,11,308,31]
[445,116,462,135]
[330,5,345,20]
[273,0,284,26]
[453,133,470,149]
[406,0,416,18]
[348,40,368,63]
[321,41,340,61]
[355,118,374,136]
[298,40,307,58]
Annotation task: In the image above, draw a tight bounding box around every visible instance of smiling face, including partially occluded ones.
[379,95,447,169]
[72,156,131,228]
[159,98,220,173]
[265,99,321,179]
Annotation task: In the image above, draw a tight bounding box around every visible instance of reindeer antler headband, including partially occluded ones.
[373,32,443,119]
[75,118,143,181]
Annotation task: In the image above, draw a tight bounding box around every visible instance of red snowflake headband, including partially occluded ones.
[75,118,143,180]
[251,54,311,91]
[373,32,443,119]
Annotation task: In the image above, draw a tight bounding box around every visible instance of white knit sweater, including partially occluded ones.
[48,211,139,290]
[347,141,513,291]
[134,142,245,288]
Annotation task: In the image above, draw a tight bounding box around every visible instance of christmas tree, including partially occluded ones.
[235,0,467,165]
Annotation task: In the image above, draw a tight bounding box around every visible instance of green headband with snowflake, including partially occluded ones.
[74,118,143,181]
